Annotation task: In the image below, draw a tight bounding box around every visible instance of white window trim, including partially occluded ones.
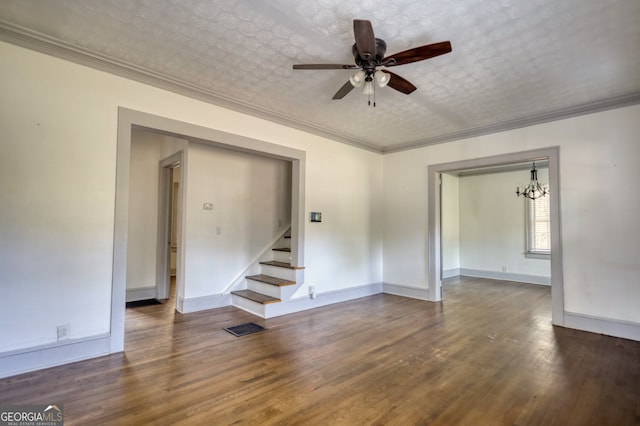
[526,251,550,259]
[525,196,551,259]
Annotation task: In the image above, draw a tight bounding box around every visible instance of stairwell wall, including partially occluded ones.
[183,142,292,300]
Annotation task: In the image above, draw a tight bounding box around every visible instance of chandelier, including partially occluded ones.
[516,162,549,200]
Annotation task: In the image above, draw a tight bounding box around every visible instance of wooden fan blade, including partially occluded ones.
[383,41,452,66]
[386,71,417,94]
[353,19,376,60]
[293,64,358,70]
[333,81,355,99]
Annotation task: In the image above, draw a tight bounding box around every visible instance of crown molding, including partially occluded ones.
[2,20,639,156]
[0,20,382,154]
[383,91,640,153]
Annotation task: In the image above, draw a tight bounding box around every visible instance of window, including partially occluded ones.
[526,196,550,257]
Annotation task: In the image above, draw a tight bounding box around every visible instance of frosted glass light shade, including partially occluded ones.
[349,70,365,87]
[362,81,374,95]
[375,71,390,87]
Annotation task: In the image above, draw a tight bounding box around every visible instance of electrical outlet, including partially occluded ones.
[57,324,70,341]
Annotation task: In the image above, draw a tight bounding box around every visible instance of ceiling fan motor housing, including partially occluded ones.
[352,38,387,68]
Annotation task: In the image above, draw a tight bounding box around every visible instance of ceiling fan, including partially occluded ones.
[292,19,452,105]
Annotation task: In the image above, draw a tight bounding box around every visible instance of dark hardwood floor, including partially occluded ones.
[1,277,639,425]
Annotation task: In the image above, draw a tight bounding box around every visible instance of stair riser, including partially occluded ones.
[231,294,266,318]
[272,250,292,263]
[260,265,297,281]
[247,280,282,299]
[279,285,298,301]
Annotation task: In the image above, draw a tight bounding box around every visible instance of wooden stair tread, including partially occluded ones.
[231,290,280,305]
[246,274,295,287]
[259,260,305,270]
[272,247,291,252]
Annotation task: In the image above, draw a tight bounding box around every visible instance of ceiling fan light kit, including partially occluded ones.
[347,69,389,104]
[293,19,452,106]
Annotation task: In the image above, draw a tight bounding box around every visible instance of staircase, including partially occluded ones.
[231,234,304,318]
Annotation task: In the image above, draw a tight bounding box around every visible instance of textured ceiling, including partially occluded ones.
[1,0,639,152]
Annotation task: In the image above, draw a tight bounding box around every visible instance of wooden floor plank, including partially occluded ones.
[1,276,639,425]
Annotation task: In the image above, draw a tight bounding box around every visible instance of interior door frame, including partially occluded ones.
[156,152,183,302]
[427,146,564,326]
[111,107,306,353]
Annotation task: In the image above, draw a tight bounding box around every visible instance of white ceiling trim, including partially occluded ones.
[0,20,380,153]
[385,91,640,153]
[2,20,639,155]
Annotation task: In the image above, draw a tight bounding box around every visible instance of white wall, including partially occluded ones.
[458,168,551,282]
[183,142,291,299]
[126,129,162,292]
[300,146,384,296]
[441,173,460,275]
[0,40,383,359]
[126,129,187,296]
[383,104,640,324]
[1,51,114,352]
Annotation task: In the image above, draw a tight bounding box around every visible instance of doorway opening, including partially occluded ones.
[427,147,564,326]
[111,108,306,354]
[156,153,182,305]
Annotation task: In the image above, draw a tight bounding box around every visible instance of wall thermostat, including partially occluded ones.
[310,212,322,222]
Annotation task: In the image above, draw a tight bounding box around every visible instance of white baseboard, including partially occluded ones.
[178,280,437,318]
[177,283,385,317]
[383,283,430,300]
[263,282,384,318]
[0,334,111,379]
[459,268,551,285]
[563,311,640,342]
[126,286,156,302]
[443,268,460,279]
[178,293,232,313]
